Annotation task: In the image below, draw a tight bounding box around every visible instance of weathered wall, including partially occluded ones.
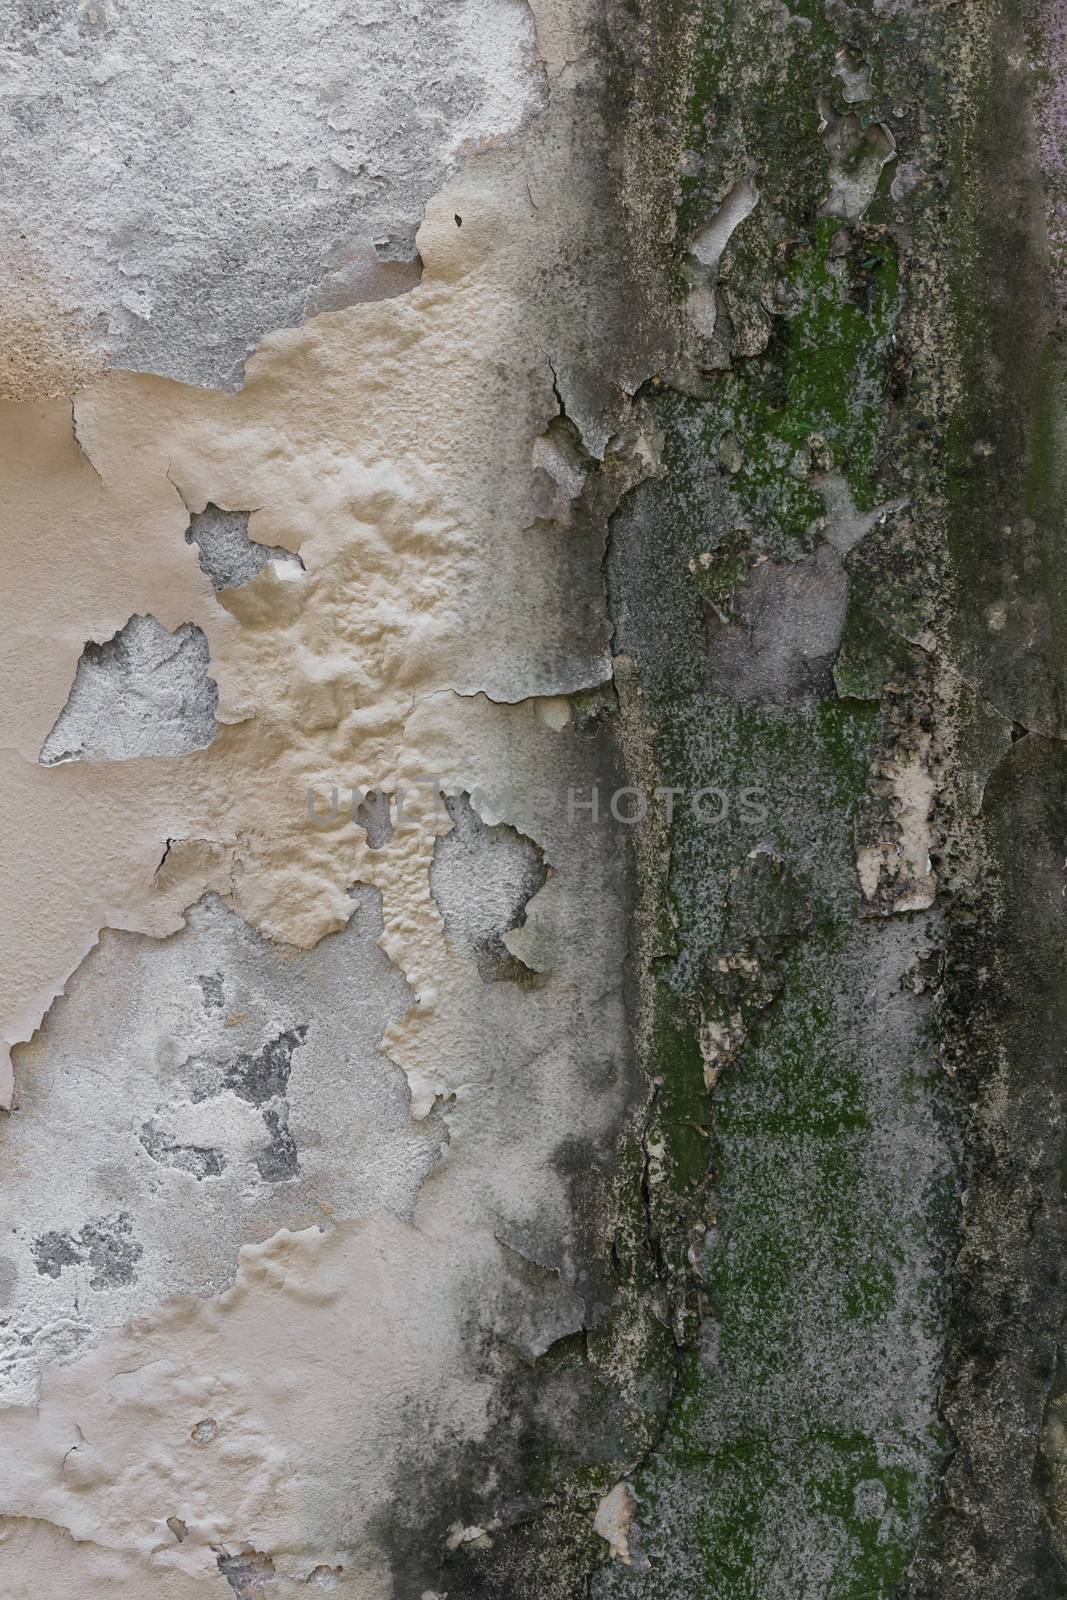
[2,0,1067,1596]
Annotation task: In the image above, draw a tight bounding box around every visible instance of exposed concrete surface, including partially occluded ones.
[1,888,438,1406]
[0,0,654,1587]
[0,0,544,390]
[430,792,548,979]
[185,504,303,592]
[39,614,219,763]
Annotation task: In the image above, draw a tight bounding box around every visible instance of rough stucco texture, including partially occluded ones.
[0,0,543,390]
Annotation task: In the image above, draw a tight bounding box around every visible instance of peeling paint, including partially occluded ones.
[2,0,1064,1592]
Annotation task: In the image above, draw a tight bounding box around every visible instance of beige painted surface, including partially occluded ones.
[0,0,656,1587]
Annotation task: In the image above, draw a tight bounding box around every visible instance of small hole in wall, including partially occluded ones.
[454,213,462,226]
[191,1417,217,1445]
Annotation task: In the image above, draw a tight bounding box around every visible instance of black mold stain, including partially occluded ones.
[223,1025,309,1107]
[253,1104,299,1182]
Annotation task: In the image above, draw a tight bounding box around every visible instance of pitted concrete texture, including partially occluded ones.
[430,791,549,979]
[39,614,219,764]
[185,503,303,592]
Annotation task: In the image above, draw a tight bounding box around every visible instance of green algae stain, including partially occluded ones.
[652,696,878,988]
[675,0,839,239]
[599,944,939,1595]
[670,1427,925,1600]
[1023,332,1067,532]
[800,1430,926,1597]
[594,682,950,1599]
[648,987,714,1200]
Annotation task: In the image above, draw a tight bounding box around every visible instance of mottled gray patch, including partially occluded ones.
[33,1213,143,1289]
[491,1237,586,1359]
[306,1566,343,1589]
[176,1025,313,1182]
[216,1546,276,1595]
[253,1105,299,1183]
[3,889,435,1403]
[303,247,424,318]
[703,544,849,704]
[30,1231,80,1281]
[430,793,548,980]
[197,971,226,1011]
[725,844,813,949]
[39,614,219,764]
[185,503,301,591]
[138,1120,226,1180]
[223,1025,308,1107]
[813,472,907,555]
[530,414,591,527]
[833,44,873,103]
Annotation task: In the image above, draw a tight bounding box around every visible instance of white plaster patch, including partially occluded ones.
[0,0,544,389]
[817,100,896,222]
[686,173,760,340]
[690,175,760,273]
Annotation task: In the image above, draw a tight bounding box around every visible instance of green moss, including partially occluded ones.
[676,0,838,238]
[648,986,714,1198]
[602,924,946,1596]
[587,0,971,1591]
[595,646,949,1598]
[800,1429,924,1596]
[689,525,756,614]
[695,221,900,557]
[833,601,916,702]
[1024,333,1067,524]
[651,695,877,989]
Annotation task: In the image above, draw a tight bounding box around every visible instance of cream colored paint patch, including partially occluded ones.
[0,163,614,1106]
[856,735,938,915]
[0,1223,492,1591]
[593,1479,637,1565]
[1,1517,222,1600]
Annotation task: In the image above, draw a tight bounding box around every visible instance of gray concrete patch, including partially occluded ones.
[430,792,548,981]
[703,544,850,705]
[1,888,439,1404]
[39,614,219,764]
[185,503,303,591]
